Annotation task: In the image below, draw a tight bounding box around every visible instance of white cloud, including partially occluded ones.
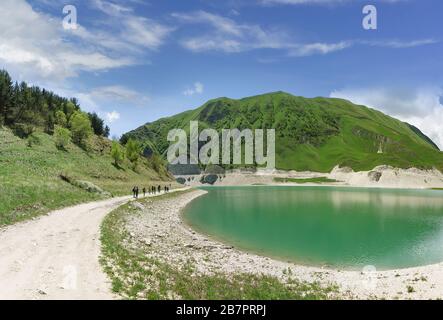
[260,0,406,5]
[360,39,438,49]
[65,85,149,125]
[289,41,351,56]
[91,0,174,51]
[0,0,136,81]
[330,87,443,149]
[73,85,150,117]
[261,0,348,4]
[88,86,150,105]
[183,82,204,96]
[0,0,173,82]
[106,111,121,123]
[172,11,348,56]
[172,10,433,57]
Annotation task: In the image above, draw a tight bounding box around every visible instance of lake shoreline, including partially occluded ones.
[177,165,443,190]
[126,189,443,300]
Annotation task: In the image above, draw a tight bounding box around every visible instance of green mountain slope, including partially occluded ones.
[122,92,443,172]
[0,69,172,226]
[0,128,172,225]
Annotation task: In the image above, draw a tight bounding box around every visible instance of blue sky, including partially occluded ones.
[1,0,443,145]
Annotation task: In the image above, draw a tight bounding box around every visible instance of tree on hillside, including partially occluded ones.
[70,111,93,147]
[0,70,13,126]
[55,110,68,127]
[150,153,165,173]
[54,125,71,150]
[88,112,105,136]
[111,141,124,166]
[126,138,141,168]
[63,101,77,122]
[104,125,110,138]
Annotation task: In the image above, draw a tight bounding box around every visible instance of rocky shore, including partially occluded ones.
[123,190,443,300]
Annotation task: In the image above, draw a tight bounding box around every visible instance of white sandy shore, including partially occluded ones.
[178,165,443,189]
[126,190,443,300]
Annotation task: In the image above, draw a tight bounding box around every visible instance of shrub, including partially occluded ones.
[126,138,141,168]
[55,110,68,127]
[26,134,41,147]
[150,153,164,172]
[111,141,124,166]
[12,123,35,139]
[70,111,93,147]
[54,126,71,150]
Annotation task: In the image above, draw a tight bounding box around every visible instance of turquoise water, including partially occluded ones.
[183,186,443,269]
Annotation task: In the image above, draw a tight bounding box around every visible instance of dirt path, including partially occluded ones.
[0,191,179,300]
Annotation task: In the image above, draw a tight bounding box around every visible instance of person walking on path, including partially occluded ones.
[135,186,139,199]
[143,187,146,197]
[132,186,136,198]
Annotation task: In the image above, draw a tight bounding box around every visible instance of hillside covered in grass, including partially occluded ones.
[0,69,172,225]
[122,92,443,172]
[0,128,171,225]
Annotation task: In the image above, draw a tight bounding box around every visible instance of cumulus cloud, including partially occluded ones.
[330,87,443,149]
[106,111,121,123]
[183,82,204,96]
[0,0,172,82]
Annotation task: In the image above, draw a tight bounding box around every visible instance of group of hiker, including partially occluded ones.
[132,185,172,199]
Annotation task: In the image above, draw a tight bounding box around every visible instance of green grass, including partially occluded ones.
[100,191,339,300]
[0,127,173,226]
[123,91,443,173]
[273,177,339,184]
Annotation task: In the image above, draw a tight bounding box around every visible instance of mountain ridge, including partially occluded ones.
[122,91,443,172]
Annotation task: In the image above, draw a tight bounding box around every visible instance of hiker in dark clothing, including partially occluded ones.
[164,185,167,193]
[143,187,146,197]
[135,186,139,199]
[132,186,137,198]
[158,185,161,193]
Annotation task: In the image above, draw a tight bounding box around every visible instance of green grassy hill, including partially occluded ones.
[122,91,443,172]
[0,127,172,225]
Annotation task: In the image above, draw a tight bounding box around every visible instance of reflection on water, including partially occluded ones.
[183,186,443,269]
